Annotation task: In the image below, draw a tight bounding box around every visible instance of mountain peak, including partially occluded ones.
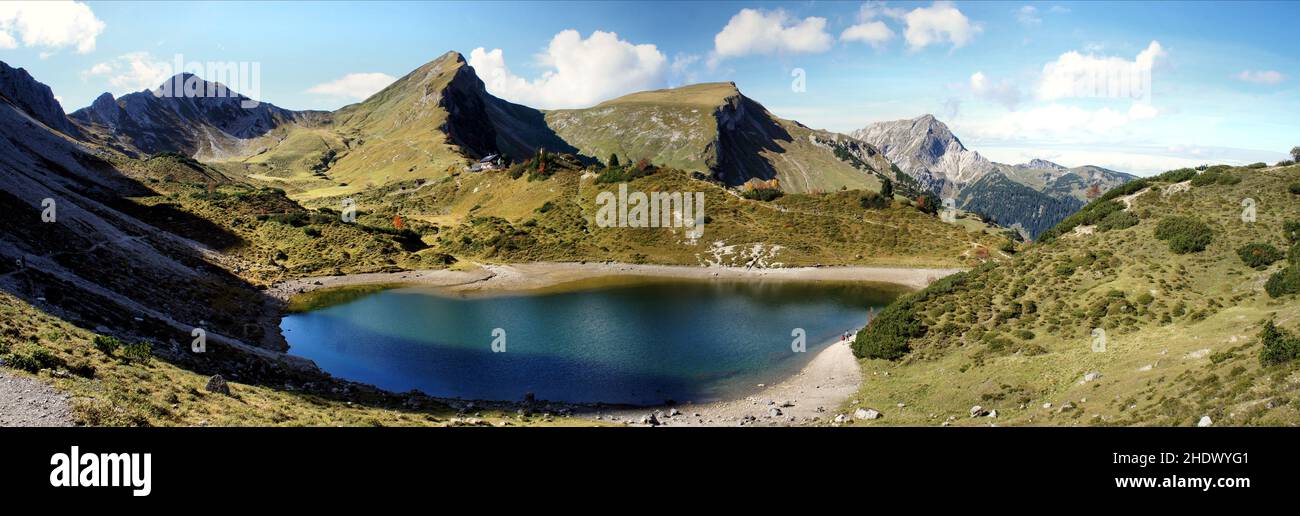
[440,50,467,64]
[1020,158,1067,170]
[851,113,991,194]
[0,60,79,136]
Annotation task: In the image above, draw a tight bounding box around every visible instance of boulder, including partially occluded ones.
[205,374,231,395]
[855,408,881,420]
[1197,416,1212,427]
[969,405,986,418]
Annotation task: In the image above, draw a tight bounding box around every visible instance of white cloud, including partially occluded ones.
[841,2,901,48]
[902,1,981,50]
[81,52,173,94]
[670,53,702,84]
[0,1,105,54]
[981,102,1159,140]
[306,73,396,100]
[1039,41,1164,101]
[841,21,894,47]
[1235,70,1285,85]
[469,30,667,109]
[969,71,1022,109]
[712,8,832,63]
[1015,5,1041,26]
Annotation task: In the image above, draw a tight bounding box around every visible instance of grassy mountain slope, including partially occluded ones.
[846,164,1300,426]
[214,52,574,200]
[0,78,508,425]
[545,82,891,194]
[322,156,1008,268]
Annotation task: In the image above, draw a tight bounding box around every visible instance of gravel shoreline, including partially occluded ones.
[269,261,959,300]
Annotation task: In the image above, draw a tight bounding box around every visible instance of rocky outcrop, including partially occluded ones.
[69,73,322,159]
[851,114,996,195]
[853,114,1137,238]
[0,61,80,137]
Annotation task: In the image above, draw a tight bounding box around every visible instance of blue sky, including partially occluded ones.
[2,1,1297,174]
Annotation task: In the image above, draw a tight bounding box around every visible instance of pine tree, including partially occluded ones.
[608,153,620,168]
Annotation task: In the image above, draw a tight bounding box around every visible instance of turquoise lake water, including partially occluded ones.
[281,278,900,405]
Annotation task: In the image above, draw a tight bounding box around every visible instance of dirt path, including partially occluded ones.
[0,371,74,427]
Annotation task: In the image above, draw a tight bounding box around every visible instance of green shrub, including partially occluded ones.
[1014,329,1036,340]
[302,227,321,238]
[1155,216,1212,254]
[1265,266,1300,298]
[1284,221,1300,243]
[1246,162,1268,169]
[535,201,555,214]
[1237,243,1283,269]
[1136,292,1155,305]
[914,193,940,215]
[30,348,64,370]
[93,335,121,356]
[1191,169,1241,186]
[1097,210,1139,232]
[1155,168,1198,183]
[5,353,40,372]
[121,341,152,364]
[853,301,922,360]
[858,191,888,209]
[741,188,783,202]
[1290,183,1300,195]
[1258,320,1300,365]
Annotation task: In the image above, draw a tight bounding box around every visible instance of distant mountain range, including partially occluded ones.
[14,51,1134,238]
[853,115,1137,238]
[59,52,900,196]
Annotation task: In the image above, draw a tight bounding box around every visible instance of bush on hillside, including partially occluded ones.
[1290,183,1300,195]
[741,188,783,201]
[93,335,121,356]
[1191,168,1242,187]
[1246,162,1268,169]
[915,193,940,215]
[1284,221,1300,243]
[1155,168,1198,183]
[851,268,982,361]
[1259,320,1300,366]
[121,341,152,364]
[1237,243,1284,269]
[853,301,922,360]
[1155,216,1213,254]
[1265,266,1300,298]
[859,191,889,209]
[1097,210,1139,232]
[5,352,40,372]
